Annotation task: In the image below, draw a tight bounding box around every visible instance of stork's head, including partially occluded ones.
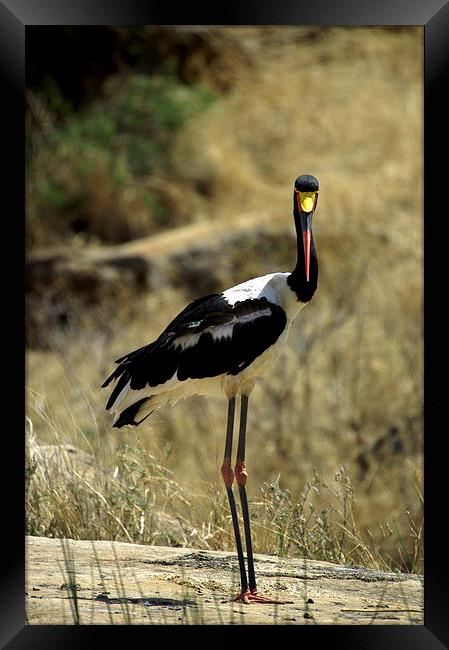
[293,174,319,282]
[294,174,319,213]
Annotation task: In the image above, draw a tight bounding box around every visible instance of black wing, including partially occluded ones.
[113,293,224,364]
[102,294,287,409]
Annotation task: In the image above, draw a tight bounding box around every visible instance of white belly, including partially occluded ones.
[223,327,290,397]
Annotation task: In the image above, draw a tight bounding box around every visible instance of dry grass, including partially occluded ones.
[26,401,422,574]
[26,27,423,574]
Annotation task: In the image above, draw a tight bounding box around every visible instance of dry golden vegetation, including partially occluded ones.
[26,27,423,574]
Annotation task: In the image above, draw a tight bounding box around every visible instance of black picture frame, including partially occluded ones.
[3,0,448,647]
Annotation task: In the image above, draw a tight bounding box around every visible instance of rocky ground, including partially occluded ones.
[26,536,423,625]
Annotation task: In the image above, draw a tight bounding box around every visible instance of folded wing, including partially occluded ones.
[102,294,287,411]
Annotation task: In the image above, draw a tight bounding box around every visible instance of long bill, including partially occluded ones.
[300,212,312,282]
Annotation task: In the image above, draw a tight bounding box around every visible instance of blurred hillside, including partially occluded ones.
[26,27,423,572]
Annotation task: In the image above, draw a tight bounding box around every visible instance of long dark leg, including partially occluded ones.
[235,395,293,604]
[221,397,248,594]
[234,395,258,591]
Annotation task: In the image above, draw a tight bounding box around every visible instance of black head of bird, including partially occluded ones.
[293,174,319,283]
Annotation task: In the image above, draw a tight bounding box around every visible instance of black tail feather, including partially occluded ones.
[101,365,124,389]
[113,397,152,428]
[102,341,159,392]
[105,371,131,410]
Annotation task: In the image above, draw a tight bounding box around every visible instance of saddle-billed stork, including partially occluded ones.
[102,174,319,603]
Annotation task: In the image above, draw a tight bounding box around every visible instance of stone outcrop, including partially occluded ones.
[26,535,423,625]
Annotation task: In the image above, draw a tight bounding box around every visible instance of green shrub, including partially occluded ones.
[27,72,218,244]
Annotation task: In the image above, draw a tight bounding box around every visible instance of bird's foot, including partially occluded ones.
[234,589,293,604]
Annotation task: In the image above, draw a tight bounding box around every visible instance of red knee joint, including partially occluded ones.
[235,461,248,486]
[221,460,234,488]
